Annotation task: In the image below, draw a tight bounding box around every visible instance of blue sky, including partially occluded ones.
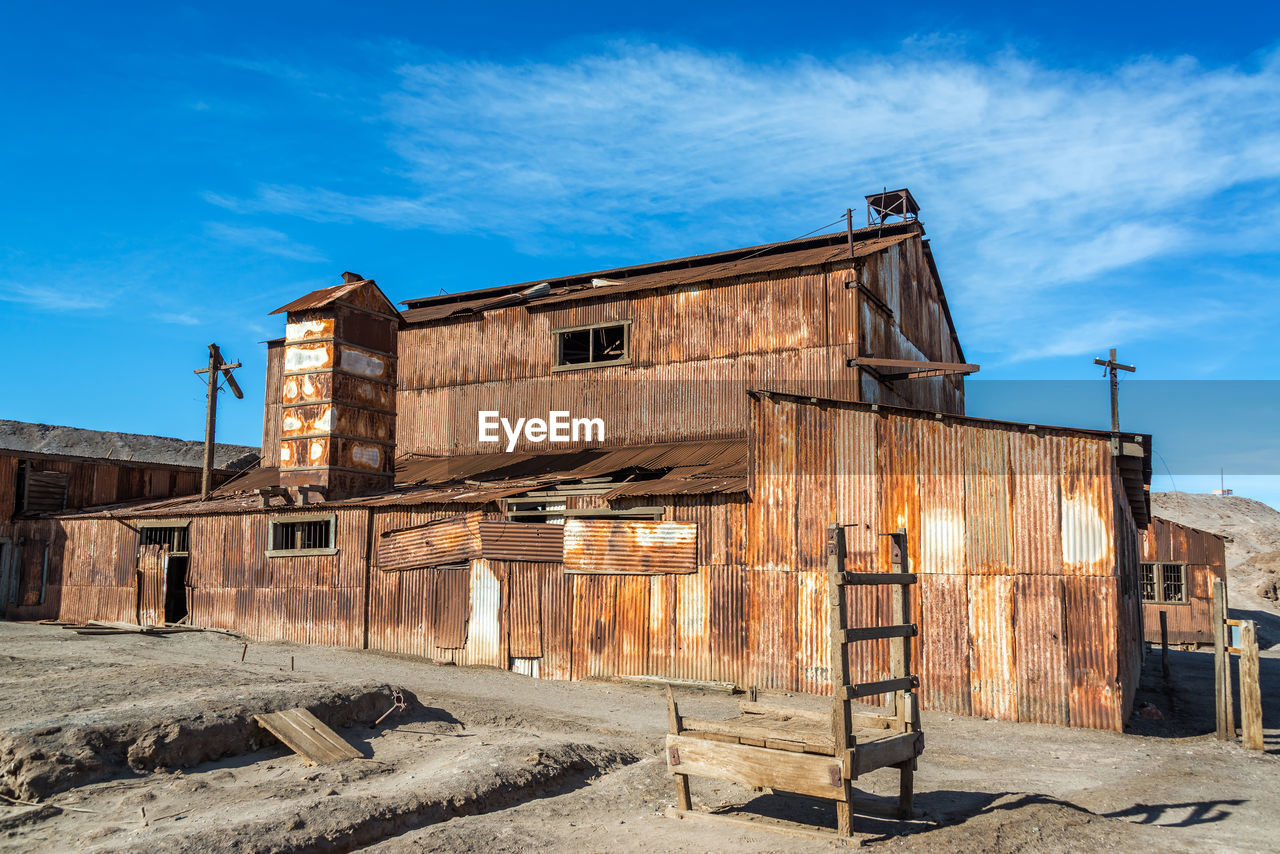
[2,2,1278,504]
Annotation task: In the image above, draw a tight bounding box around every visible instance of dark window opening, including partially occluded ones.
[1141,562,1187,604]
[506,498,567,525]
[555,322,628,368]
[271,518,334,552]
[141,526,189,554]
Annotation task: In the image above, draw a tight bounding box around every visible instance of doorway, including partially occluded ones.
[140,524,190,625]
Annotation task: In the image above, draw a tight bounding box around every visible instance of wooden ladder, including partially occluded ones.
[827,523,920,834]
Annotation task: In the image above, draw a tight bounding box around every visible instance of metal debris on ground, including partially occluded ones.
[374,689,407,727]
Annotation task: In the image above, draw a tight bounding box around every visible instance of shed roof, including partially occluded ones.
[0,419,259,471]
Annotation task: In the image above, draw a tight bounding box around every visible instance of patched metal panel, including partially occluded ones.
[136,544,167,627]
[478,521,564,563]
[563,518,697,575]
[377,512,482,571]
[433,566,472,649]
[463,559,501,667]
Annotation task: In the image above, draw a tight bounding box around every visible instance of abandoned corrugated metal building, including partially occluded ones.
[12,191,1155,730]
[1140,516,1227,648]
[0,420,258,620]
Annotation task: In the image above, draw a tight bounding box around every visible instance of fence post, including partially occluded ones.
[1212,579,1229,740]
[1240,621,1264,751]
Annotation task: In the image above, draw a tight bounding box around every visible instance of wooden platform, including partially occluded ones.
[664,524,925,839]
[253,708,361,765]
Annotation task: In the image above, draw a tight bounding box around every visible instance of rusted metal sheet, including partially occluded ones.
[478,520,564,563]
[918,573,971,715]
[1014,575,1069,725]
[433,566,471,649]
[377,512,482,571]
[136,544,167,626]
[504,563,546,659]
[563,518,697,575]
[1065,575,1122,730]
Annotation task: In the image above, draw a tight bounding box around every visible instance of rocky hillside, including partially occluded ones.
[1151,492,1280,615]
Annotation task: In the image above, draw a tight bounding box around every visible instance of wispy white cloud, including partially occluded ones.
[156,312,201,326]
[0,282,110,311]
[210,43,1280,360]
[205,222,327,262]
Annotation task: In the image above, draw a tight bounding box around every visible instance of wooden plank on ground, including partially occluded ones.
[254,708,361,765]
[665,734,844,801]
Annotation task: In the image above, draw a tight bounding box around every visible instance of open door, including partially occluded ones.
[136,543,167,627]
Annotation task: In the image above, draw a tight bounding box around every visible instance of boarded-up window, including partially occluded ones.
[433,567,471,648]
[18,465,68,514]
[378,513,482,571]
[562,518,697,575]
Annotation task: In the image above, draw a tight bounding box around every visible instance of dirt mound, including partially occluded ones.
[0,683,402,800]
[880,794,1193,853]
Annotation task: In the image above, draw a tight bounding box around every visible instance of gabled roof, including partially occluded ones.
[270,273,400,318]
[401,220,924,322]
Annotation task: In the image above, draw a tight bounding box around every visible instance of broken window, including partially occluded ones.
[553,322,629,369]
[506,498,568,525]
[269,516,336,554]
[1140,562,1187,604]
[140,525,189,554]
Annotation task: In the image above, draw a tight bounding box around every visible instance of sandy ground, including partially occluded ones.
[0,621,1276,853]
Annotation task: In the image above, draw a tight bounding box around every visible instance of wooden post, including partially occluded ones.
[1212,579,1230,740]
[666,686,692,810]
[1159,610,1170,680]
[200,345,220,500]
[827,524,855,836]
[1239,621,1264,751]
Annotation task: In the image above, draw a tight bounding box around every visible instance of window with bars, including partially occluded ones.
[268,516,335,554]
[140,525,189,555]
[1141,562,1187,604]
[553,322,629,370]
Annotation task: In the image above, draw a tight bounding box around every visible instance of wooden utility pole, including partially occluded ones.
[194,343,243,500]
[1093,348,1135,433]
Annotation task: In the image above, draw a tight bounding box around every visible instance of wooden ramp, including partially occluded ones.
[254,708,361,765]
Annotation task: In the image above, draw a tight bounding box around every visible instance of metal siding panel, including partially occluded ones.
[562,519,697,575]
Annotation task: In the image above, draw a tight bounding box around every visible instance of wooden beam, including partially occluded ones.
[846,357,980,376]
[842,624,917,643]
[665,734,845,802]
[841,676,918,700]
[836,571,917,586]
[849,732,923,777]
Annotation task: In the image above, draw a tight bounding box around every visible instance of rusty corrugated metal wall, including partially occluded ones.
[41,394,1143,731]
[396,236,965,456]
[744,393,1143,731]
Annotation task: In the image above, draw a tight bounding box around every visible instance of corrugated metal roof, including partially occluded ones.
[400,224,920,322]
[59,437,749,518]
[269,276,401,317]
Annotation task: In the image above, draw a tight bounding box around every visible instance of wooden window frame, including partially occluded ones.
[1141,561,1189,605]
[551,320,631,372]
[267,513,338,557]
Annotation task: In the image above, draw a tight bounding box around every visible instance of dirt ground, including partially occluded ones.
[0,621,1276,853]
